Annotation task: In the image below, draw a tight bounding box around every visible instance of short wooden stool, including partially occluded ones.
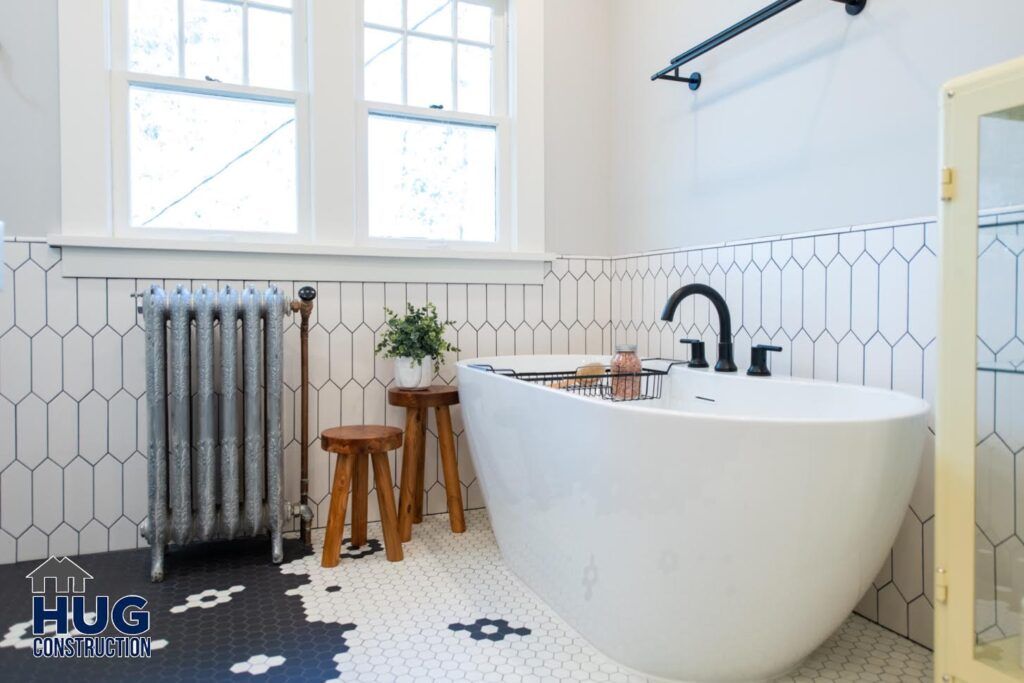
[388,386,466,541]
[319,426,404,567]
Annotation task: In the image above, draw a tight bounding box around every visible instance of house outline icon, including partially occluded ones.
[25,556,94,594]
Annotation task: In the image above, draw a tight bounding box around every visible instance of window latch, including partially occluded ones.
[429,104,444,110]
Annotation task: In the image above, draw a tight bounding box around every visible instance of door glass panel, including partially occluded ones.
[975,104,1024,668]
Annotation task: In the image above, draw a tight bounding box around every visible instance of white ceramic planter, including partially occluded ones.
[393,357,433,389]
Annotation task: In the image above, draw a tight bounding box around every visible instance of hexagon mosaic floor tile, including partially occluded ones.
[0,510,930,682]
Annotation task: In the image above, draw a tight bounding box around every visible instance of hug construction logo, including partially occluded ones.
[25,556,152,659]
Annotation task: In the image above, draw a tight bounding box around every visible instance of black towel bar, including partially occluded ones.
[651,0,866,90]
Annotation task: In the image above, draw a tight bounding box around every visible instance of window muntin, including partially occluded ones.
[363,0,501,116]
[129,0,295,89]
[121,0,303,235]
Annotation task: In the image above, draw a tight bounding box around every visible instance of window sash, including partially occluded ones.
[354,100,511,251]
[110,0,311,239]
[357,0,510,247]
[360,0,507,116]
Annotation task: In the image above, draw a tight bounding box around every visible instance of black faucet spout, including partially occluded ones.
[660,284,737,372]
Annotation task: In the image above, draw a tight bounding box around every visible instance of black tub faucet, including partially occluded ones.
[660,284,737,372]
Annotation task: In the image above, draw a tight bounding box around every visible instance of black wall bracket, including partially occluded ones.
[651,0,866,90]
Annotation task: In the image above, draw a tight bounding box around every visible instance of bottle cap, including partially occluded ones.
[614,344,637,353]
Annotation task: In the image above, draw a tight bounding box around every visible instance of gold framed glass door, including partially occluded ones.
[936,56,1024,683]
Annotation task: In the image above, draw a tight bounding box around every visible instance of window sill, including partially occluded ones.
[48,235,554,285]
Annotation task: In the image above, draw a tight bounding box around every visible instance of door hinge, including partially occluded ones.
[941,167,956,201]
[936,566,948,603]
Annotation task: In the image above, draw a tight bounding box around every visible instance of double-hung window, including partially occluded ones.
[359,0,510,247]
[112,0,308,236]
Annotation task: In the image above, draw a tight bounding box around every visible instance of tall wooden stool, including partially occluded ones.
[388,386,466,541]
[319,426,404,568]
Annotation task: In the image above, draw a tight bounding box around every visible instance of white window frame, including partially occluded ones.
[54,0,547,278]
[355,0,511,252]
[108,0,312,242]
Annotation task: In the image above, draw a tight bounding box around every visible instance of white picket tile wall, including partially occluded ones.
[2,208,1022,652]
[0,241,612,566]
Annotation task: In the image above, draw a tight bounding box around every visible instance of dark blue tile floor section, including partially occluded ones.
[0,538,351,682]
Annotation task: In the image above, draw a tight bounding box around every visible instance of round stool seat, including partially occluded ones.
[388,385,459,408]
[321,425,403,455]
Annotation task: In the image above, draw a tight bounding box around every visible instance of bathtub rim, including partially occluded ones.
[457,354,931,426]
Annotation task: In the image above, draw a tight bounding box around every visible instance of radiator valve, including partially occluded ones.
[286,501,313,522]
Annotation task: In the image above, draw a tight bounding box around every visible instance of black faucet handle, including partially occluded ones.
[748,344,783,376]
[679,338,709,368]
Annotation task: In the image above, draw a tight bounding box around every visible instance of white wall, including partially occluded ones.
[607,0,1024,254]
[0,0,615,256]
[543,0,612,256]
[0,0,61,239]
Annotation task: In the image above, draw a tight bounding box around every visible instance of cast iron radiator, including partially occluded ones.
[140,283,311,582]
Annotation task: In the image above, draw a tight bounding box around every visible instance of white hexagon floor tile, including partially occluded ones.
[282,510,932,682]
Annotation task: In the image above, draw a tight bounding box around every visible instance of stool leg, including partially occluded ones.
[371,451,404,562]
[350,453,368,548]
[399,407,424,542]
[435,405,466,533]
[322,453,353,568]
[414,407,427,524]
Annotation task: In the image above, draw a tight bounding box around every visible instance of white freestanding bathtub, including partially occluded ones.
[456,355,929,683]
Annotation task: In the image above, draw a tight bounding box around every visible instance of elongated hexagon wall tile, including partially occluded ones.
[866,227,894,261]
[0,267,13,336]
[76,279,107,335]
[16,527,46,563]
[802,259,827,339]
[93,455,123,526]
[44,266,77,335]
[61,328,93,401]
[63,457,94,531]
[78,392,108,463]
[1,462,33,535]
[908,249,937,345]
[47,522,79,558]
[892,510,924,600]
[92,327,123,399]
[851,256,879,342]
[15,395,47,470]
[0,329,30,402]
[13,261,45,336]
[123,452,148,522]
[30,328,62,401]
[120,326,146,398]
[0,398,13,471]
[31,460,63,534]
[878,252,909,344]
[108,391,137,462]
[878,583,908,636]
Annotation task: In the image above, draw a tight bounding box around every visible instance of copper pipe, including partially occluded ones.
[292,286,316,548]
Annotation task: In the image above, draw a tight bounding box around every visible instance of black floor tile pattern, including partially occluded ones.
[0,511,933,682]
[339,538,383,560]
[0,538,352,682]
[448,618,531,642]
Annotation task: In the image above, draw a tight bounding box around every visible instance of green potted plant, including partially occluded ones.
[375,303,460,389]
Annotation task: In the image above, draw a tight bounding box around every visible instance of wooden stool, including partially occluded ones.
[388,386,465,541]
[319,426,404,567]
